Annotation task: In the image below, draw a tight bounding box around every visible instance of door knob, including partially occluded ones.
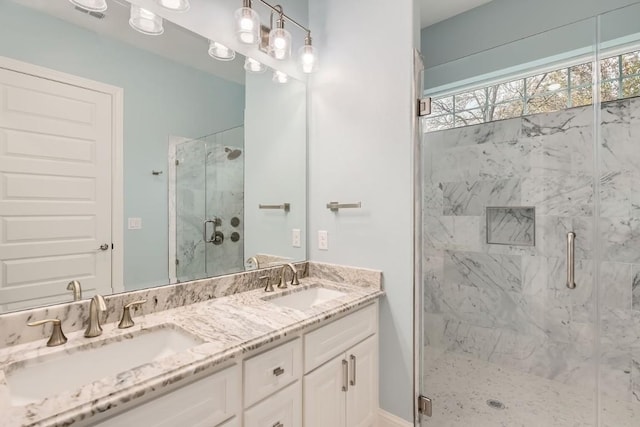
[99,244,110,251]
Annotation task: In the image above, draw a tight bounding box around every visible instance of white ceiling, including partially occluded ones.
[10,0,246,84]
[420,0,494,28]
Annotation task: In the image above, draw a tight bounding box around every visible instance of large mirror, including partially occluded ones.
[0,0,308,313]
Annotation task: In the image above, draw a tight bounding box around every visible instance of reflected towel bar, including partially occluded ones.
[259,203,290,212]
[326,201,362,212]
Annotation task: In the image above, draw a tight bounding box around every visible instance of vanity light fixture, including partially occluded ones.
[299,34,317,73]
[234,0,318,73]
[244,57,267,73]
[268,6,291,60]
[235,0,261,45]
[69,0,107,12]
[272,70,289,84]
[208,41,236,61]
[129,5,164,36]
[157,0,190,12]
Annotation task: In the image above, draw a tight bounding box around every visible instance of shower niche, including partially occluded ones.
[169,126,245,283]
[485,206,535,246]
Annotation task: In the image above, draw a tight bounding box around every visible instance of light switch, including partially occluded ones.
[128,217,142,230]
[292,229,301,248]
[318,230,328,250]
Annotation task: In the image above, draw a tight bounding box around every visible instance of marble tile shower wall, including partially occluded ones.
[422,96,640,403]
[176,129,244,282]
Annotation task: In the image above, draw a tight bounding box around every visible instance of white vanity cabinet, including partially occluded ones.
[303,303,379,427]
[90,363,241,427]
[86,302,378,427]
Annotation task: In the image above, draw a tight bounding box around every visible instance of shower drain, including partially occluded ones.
[486,399,506,410]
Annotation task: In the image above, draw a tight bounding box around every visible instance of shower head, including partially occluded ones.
[224,147,242,160]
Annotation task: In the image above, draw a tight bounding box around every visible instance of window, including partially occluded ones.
[425,49,640,132]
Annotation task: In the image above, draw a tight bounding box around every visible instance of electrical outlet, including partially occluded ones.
[292,229,301,247]
[128,217,142,230]
[318,230,328,250]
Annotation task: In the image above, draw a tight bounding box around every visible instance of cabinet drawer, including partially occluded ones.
[244,381,302,427]
[304,304,377,373]
[91,364,240,427]
[217,417,240,427]
[244,338,301,407]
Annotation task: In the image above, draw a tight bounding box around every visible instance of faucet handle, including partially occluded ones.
[260,275,274,292]
[27,319,67,347]
[118,299,147,329]
[290,269,300,286]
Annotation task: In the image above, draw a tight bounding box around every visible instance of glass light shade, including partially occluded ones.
[129,6,164,35]
[157,0,190,12]
[244,57,267,73]
[272,70,289,84]
[235,7,260,45]
[269,27,291,60]
[69,0,107,12]
[208,41,236,61]
[299,44,317,74]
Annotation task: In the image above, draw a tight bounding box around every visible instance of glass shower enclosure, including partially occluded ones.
[417,4,640,426]
[172,126,244,282]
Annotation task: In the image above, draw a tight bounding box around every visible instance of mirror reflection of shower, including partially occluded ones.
[225,146,242,160]
[169,126,245,283]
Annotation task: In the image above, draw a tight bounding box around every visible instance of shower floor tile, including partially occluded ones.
[421,347,639,427]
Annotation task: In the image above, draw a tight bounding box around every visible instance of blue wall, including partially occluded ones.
[0,1,245,290]
[421,0,640,92]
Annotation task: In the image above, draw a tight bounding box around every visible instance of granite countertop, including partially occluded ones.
[0,273,383,427]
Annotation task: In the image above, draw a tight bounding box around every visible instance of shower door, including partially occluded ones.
[418,4,640,425]
[417,17,600,427]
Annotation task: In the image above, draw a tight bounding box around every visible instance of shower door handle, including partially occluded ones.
[566,232,576,289]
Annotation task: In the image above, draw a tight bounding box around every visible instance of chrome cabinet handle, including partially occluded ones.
[342,359,349,392]
[566,232,576,289]
[98,244,109,251]
[273,367,285,376]
[349,354,356,386]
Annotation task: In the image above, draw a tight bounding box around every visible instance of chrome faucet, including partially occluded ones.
[246,256,260,270]
[67,280,82,301]
[279,263,300,288]
[85,294,107,338]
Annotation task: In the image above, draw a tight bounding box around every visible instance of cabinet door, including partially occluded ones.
[303,356,346,427]
[346,335,378,427]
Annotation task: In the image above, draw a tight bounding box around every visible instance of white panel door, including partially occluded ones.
[303,356,346,427]
[0,67,113,311]
[346,336,378,427]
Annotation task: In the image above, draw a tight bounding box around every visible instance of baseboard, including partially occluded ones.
[378,409,413,427]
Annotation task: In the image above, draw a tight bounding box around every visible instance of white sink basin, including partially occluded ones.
[265,286,346,311]
[6,326,203,406]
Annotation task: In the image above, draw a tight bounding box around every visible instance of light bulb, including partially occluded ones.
[129,5,164,35]
[272,70,289,84]
[208,41,235,61]
[268,27,291,60]
[69,0,107,12]
[244,57,266,73]
[235,6,260,45]
[157,0,190,12]
[299,42,317,74]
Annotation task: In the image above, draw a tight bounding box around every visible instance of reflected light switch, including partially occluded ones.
[128,217,142,230]
[292,229,301,248]
[318,230,328,251]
